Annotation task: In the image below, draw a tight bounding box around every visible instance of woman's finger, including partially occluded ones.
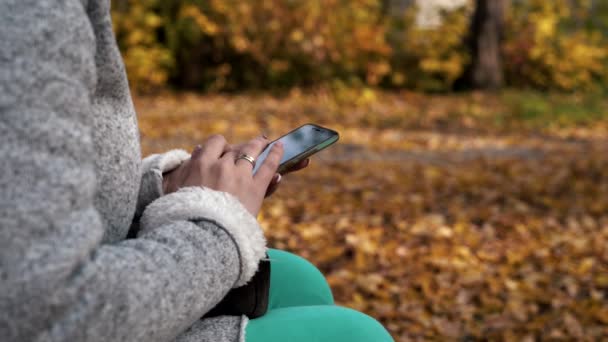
[254,142,283,185]
[235,135,269,171]
[223,131,266,157]
[264,173,282,197]
[222,143,245,157]
[191,144,203,159]
[282,158,310,174]
[199,134,228,162]
[222,144,236,156]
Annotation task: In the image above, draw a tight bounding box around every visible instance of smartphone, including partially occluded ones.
[252,123,339,175]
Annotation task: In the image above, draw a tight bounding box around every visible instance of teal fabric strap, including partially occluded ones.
[246,249,394,342]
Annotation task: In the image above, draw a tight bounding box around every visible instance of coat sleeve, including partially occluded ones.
[130,149,190,234]
[0,1,266,342]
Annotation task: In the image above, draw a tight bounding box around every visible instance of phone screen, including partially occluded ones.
[253,124,338,174]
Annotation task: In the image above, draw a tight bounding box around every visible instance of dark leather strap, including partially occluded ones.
[203,256,271,319]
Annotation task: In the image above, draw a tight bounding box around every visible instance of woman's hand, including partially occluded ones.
[224,141,310,197]
[162,135,283,216]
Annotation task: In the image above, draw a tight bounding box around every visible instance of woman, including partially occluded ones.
[0,1,393,341]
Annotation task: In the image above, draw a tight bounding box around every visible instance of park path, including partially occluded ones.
[316,129,607,166]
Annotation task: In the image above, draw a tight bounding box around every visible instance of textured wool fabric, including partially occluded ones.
[174,316,247,342]
[134,149,191,223]
[0,1,262,341]
[141,187,268,287]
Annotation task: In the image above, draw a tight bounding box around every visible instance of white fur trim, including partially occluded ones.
[238,315,249,342]
[142,149,190,174]
[140,187,267,287]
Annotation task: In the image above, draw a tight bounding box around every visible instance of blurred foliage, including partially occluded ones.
[112,0,608,92]
[136,89,608,340]
[112,0,173,92]
[504,0,608,91]
[113,0,391,91]
[387,3,471,91]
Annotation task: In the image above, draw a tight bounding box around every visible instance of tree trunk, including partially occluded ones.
[465,0,505,90]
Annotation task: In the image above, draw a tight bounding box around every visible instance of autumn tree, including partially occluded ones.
[460,0,506,90]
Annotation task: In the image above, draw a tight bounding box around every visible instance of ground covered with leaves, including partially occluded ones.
[136,90,608,341]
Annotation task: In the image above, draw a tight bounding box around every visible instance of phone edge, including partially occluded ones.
[276,130,339,174]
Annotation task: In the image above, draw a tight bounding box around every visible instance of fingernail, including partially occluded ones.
[276,173,282,183]
[192,144,203,156]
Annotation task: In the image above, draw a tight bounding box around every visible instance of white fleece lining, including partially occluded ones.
[140,187,267,287]
[142,149,190,174]
[239,315,250,342]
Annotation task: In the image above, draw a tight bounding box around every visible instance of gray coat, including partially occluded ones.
[0,1,267,341]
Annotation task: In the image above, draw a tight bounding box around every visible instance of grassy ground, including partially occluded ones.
[135,89,608,341]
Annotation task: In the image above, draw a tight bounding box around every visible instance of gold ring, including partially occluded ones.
[236,154,256,168]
